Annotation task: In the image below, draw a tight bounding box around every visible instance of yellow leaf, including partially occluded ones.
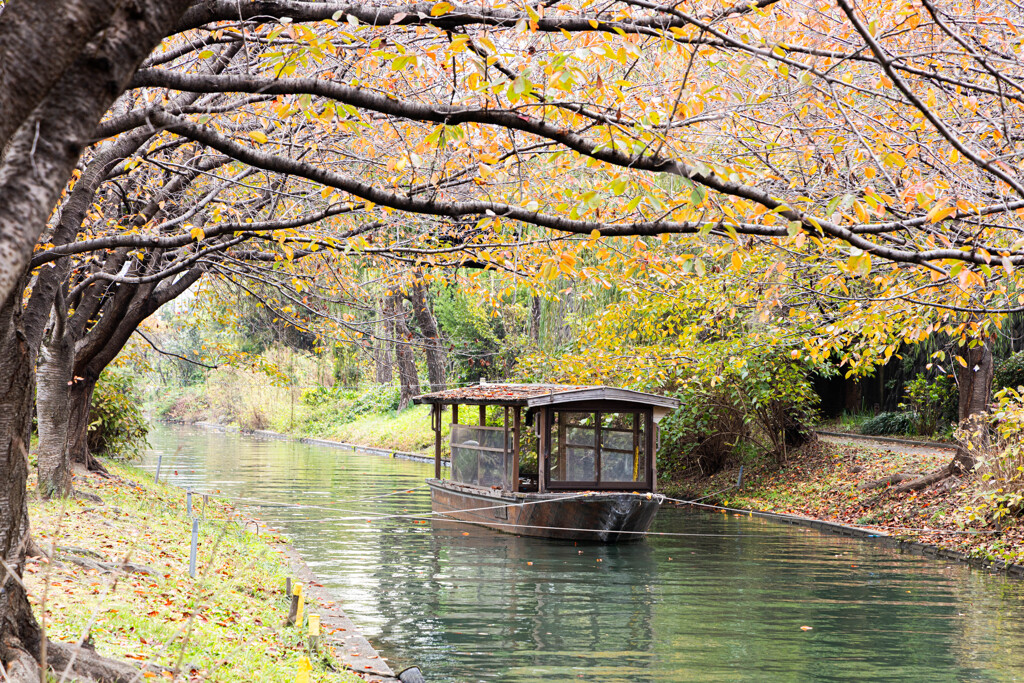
[190,226,205,241]
[926,201,955,223]
[731,251,743,271]
[249,130,268,144]
[430,1,454,16]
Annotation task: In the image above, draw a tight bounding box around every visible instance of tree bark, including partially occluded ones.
[0,0,194,304]
[405,279,446,392]
[36,297,74,498]
[0,291,43,676]
[374,298,393,384]
[953,334,995,474]
[66,373,101,472]
[391,296,420,410]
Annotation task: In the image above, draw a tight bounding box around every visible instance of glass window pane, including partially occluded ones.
[601,449,636,482]
[602,430,633,451]
[601,412,633,430]
[566,446,596,481]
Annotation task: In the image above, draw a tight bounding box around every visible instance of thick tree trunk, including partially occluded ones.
[0,293,43,677]
[66,374,104,473]
[35,306,74,498]
[406,280,446,392]
[391,296,420,410]
[952,335,995,474]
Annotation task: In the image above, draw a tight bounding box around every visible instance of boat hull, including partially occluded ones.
[427,479,662,542]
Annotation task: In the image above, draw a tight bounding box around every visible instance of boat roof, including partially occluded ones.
[412,383,680,409]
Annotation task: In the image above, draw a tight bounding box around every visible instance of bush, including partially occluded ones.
[860,411,917,436]
[88,368,149,460]
[994,351,1024,392]
[658,355,818,476]
[902,374,958,436]
[961,388,1024,523]
[302,384,403,436]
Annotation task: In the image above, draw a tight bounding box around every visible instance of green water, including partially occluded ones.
[142,424,1024,682]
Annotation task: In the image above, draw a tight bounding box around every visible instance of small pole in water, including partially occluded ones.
[188,518,199,578]
[736,465,744,490]
[154,453,162,484]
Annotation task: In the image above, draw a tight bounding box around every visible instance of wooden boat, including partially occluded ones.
[413,383,679,542]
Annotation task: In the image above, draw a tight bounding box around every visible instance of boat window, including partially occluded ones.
[450,423,511,487]
[549,410,647,486]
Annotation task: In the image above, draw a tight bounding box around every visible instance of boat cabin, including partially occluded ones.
[413,384,679,494]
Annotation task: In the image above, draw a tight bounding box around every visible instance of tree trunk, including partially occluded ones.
[529,295,541,343]
[0,293,43,677]
[35,303,74,498]
[66,373,104,473]
[953,335,995,474]
[406,280,446,392]
[391,297,420,410]
[374,299,393,384]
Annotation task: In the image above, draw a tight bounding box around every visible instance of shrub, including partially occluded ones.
[860,411,916,436]
[88,368,149,460]
[658,390,749,476]
[658,355,818,475]
[961,388,1024,523]
[902,374,958,436]
[994,351,1024,392]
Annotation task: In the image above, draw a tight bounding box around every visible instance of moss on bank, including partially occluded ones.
[27,462,364,682]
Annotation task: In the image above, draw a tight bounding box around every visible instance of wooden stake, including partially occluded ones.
[287,582,302,626]
[295,582,305,627]
[308,613,320,652]
[295,656,312,683]
[188,519,199,578]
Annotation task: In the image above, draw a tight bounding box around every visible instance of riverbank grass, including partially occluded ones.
[663,438,1024,567]
[26,461,363,682]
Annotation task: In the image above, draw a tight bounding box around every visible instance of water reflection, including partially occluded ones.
[141,425,1024,682]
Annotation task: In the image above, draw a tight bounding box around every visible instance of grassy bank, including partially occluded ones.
[27,462,364,682]
[156,378,440,455]
[662,437,1024,568]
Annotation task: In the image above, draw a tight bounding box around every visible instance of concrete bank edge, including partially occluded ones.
[675,500,1024,578]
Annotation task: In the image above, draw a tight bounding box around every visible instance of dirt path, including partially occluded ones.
[817,431,955,459]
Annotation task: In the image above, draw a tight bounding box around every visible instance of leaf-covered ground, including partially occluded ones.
[662,435,1024,567]
[26,462,366,682]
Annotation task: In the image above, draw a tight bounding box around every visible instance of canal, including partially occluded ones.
[142,424,1024,682]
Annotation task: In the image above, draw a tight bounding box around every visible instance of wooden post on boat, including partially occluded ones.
[537,410,547,493]
[502,406,510,490]
[512,407,521,493]
[433,404,442,480]
[479,404,486,426]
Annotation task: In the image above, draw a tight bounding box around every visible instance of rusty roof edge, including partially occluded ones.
[525,386,680,409]
[412,384,679,409]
